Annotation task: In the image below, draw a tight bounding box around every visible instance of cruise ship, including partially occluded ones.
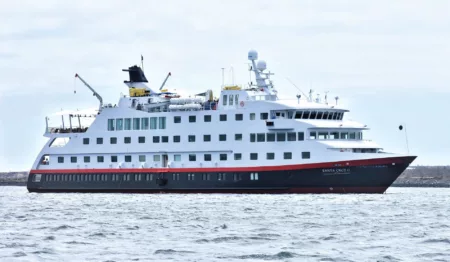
[27,50,416,194]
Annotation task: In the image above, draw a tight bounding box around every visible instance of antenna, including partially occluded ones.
[221,68,225,89]
[309,89,314,102]
[335,96,339,105]
[141,55,144,70]
[285,77,308,98]
[230,66,235,85]
[324,91,329,105]
[296,94,301,104]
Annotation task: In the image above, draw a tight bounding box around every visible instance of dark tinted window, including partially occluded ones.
[204,154,211,161]
[174,116,181,123]
[124,137,131,144]
[125,155,132,162]
[173,135,180,143]
[84,156,90,163]
[96,138,103,144]
[71,156,77,163]
[161,136,168,143]
[250,133,256,142]
[277,133,286,142]
[138,136,145,143]
[267,153,275,160]
[97,156,104,163]
[284,152,292,159]
[188,135,195,142]
[287,132,296,141]
[298,132,305,141]
[257,133,265,142]
[83,138,89,145]
[260,113,268,120]
[220,154,227,161]
[220,114,227,121]
[235,114,243,121]
[235,134,242,141]
[219,134,226,141]
[111,156,118,162]
[110,137,117,144]
[189,154,196,161]
[302,152,311,159]
[189,116,196,123]
[267,133,275,142]
[153,136,160,143]
[250,153,258,160]
[58,157,64,163]
[204,115,211,122]
[234,153,242,160]
[204,135,211,142]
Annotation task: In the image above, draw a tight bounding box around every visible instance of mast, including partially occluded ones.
[74,74,103,112]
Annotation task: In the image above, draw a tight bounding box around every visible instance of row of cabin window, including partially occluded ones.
[43,172,258,182]
[250,132,305,142]
[107,117,166,131]
[294,111,344,120]
[83,134,246,145]
[57,151,311,164]
[310,131,363,140]
[174,113,269,123]
[222,94,239,106]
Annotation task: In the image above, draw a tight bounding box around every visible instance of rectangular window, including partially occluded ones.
[84,156,90,163]
[284,152,292,159]
[298,132,305,141]
[83,138,89,145]
[204,115,211,122]
[267,133,275,142]
[287,132,296,141]
[124,137,131,144]
[260,112,268,120]
[133,118,140,130]
[235,114,243,121]
[153,136,160,143]
[204,135,211,142]
[250,153,258,160]
[174,116,181,123]
[111,155,118,162]
[220,114,227,121]
[138,136,145,143]
[150,117,157,129]
[220,154,227,161]
[124,118,131,130]
[234,153,242,160]
[267,153,275,160]
[302,152,311,159]
[141,118,149,130]
[110,137,117,144]
[349,132,356,139]
[229,95,233,105]
[189,154,196,161]
[125,155,132,162]
[71,156,77,163]
[97,137,103,144]
[250,133,256,142]
[250,173,259,181]
[159,117,166,129]
[235,134,242,141]
[219,134,226,141]
[188,135,195,142]
[173,135,180,143]
[277,133,286,142]
[223,95,227,106]
[97,156,104,163]
[161,136,168,143]
[340,132,348,139]
[257,133,265,142]
[107,119,115,131]
[318,132,328,139]
[116,118,123,130]
[310,132,317,139]
[250,113,255,120]
[139,155,146,162]
[204,154,211,161]
[174,155,181,161]
[330,132,339,139]
[189,116,196,123]
[153,155,160,162]
[58,156,64,163]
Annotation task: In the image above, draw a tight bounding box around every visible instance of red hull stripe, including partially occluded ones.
[30,156,415,174]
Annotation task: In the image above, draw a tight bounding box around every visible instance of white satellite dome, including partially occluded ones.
[256,60,267,71]
[248,50,258,60]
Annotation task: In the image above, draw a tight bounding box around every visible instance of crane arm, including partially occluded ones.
[159,72,171,90]
[75,73,103,112]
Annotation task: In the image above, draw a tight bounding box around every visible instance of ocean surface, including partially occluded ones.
[0,187,449,262]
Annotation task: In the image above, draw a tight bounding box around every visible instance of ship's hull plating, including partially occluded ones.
[27,156,416,194]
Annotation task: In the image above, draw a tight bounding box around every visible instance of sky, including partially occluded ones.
[0,0,449,171]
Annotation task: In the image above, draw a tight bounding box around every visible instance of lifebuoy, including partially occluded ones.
[240,101,245,107]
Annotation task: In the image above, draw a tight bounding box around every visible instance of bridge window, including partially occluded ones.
[340,132,348,139]
[150,117,157,129]
[133,118,140,130]
[189,116,196,123]
[330,132,339,139]
[349,132,356,139]
[204,115,211,122]
[317,112,323,119]
[107,119,115,131]
[318,132,328,139]
[234,153,242,160]
[310,111,317,119]
[267,153,275,160]
[302,111,310,119]
[124,118,131,130]
[173,135,180,143]
[158,117,166,129]
[141,118,149,129]
[310,132,316,140]
[323,112,329,120]
[174,116,181,123]
[204,154,211,161]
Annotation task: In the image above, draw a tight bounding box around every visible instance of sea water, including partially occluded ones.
[0,187,449,262]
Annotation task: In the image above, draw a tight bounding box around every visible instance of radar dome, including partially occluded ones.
[248,50,258,60]
[256,60,267,71]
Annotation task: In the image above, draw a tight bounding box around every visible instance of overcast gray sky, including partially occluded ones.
[0,0,449,171]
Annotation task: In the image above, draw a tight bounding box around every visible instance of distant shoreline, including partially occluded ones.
[2,166,450,188]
